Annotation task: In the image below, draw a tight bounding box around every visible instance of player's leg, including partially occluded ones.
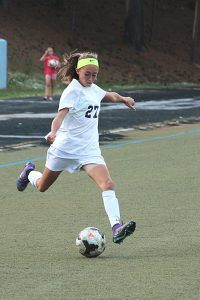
[83,163,136,243]
[83,164,120,226]
[83,163,114,191]
[29,167,62,192]
[17,162,62,192]
[49,75,56,100]
[44,74,51,99]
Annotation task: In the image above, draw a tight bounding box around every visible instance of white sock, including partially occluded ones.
[102,190,121,228]
[28,171,42,187]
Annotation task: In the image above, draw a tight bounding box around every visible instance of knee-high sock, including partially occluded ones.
[102,190,121,227]
[28,171,42,187]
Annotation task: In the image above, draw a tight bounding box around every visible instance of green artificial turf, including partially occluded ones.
[0,124,200,299]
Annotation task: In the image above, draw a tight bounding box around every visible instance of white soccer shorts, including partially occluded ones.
[45,146,106,173]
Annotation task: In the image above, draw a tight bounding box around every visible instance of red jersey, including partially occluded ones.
[43,55,60,75]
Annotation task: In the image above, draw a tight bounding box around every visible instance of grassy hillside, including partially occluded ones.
[0,0,200,85]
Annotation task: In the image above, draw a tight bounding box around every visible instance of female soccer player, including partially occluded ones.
[40,47,60,101]
[17,51,136,244]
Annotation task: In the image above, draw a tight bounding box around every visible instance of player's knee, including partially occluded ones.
[36,183,48,192]
[37,187,46,192]
[102,178,115,191]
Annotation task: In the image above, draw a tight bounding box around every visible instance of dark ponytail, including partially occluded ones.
[58,50,98,83]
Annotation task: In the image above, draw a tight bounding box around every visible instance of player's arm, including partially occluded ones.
[40,49,48,61]
[46,108,69,144]
[104,91,136,111]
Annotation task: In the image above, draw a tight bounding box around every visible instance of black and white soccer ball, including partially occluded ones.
[49,59,59,68]
[76,227,106,258]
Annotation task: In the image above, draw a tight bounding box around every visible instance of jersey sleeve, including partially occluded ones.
[58,87,78,111]
[93,84,106,101]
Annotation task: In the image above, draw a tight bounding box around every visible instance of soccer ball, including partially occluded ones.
[49,59,59,68]
[76,227,106,258]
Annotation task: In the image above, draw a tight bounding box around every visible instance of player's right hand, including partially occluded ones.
[45,132,56,144]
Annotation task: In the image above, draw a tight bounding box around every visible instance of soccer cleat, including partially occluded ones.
[112,220,136,244]
[17,162,35,192]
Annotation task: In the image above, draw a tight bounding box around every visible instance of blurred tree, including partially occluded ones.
[56,0,64,9]
[123,0,146,52]
[0,0,7,9]
[192,0,200,62]
[149,0,156,43]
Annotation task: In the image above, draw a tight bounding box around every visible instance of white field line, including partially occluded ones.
[0,135,45,139]
[0,113,56,121]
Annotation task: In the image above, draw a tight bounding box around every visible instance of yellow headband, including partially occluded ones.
[77,58,99,69]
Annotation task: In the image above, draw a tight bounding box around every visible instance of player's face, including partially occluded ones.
[77,65,99,87]
[48,48,54,55]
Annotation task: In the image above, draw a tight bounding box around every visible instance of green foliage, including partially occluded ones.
[0,71,200,99]
[0,72,66,99]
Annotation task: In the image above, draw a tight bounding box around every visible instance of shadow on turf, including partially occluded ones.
[39,133,125,147]
[0,132,126,152]
[99,133,125,144]
[75,254,137,260]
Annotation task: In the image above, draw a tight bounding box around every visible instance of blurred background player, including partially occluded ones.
[40,47,60,100]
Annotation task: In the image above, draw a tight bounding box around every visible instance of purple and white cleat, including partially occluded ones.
[112,220,136,244]
[17,162,35,191]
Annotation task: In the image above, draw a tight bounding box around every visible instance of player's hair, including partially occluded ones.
[58,50,98,83]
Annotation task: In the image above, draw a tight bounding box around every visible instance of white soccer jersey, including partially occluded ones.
[52,79,106,157]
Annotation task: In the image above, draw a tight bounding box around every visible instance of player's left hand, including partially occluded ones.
[123,97,136,111]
